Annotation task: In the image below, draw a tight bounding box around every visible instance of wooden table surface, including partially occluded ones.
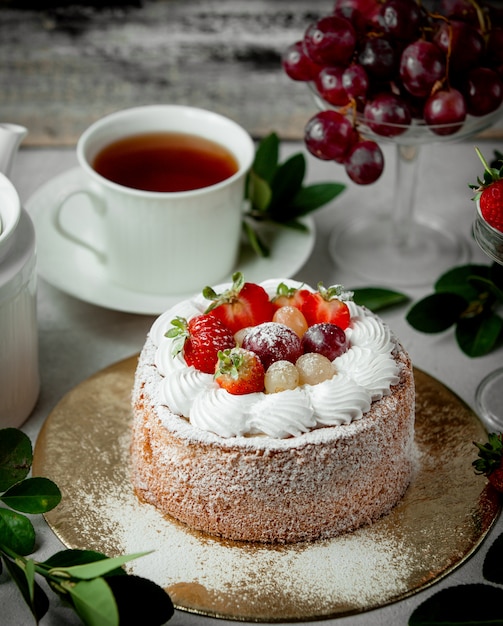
[0,0,325,145]
[2,0,502,147]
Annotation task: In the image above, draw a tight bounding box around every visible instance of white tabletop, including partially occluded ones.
[2,140,503,625]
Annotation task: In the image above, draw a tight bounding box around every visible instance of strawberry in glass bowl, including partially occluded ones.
[283,0,503,287]
[471,148,503,265]
[470,148,503,432]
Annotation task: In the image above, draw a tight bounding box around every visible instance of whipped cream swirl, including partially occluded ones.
[149,279,401,439]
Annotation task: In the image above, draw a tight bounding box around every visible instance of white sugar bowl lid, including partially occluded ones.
[0,173,21,264]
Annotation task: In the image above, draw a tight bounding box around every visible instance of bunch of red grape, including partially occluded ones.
[282,0,503,185]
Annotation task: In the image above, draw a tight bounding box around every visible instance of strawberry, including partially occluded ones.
[473,432,503,493]
[166,315,235,374]
[301,283,351,329]
[272,282,316,311]
[470,148,503,233]
[214,347,265,395]
[203,272,274,334]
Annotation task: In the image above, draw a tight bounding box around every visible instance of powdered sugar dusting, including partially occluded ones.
[79,451,416,619]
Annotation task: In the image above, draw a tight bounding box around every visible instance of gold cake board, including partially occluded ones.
[33,355,500,622]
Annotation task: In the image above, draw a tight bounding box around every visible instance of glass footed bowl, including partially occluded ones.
[311,88,503,287]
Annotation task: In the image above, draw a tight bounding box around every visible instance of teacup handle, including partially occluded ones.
[52,183,107,263]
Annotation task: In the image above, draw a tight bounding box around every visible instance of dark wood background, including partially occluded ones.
[0,0,328,146]
[1,0,502,146]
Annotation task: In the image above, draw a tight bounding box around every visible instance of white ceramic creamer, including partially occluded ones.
[0,125,39,428]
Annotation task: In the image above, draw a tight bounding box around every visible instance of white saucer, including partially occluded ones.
[26,168,316,315]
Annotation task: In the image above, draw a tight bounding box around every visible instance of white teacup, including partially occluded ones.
[52,105,255,295]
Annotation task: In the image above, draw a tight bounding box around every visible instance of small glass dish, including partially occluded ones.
[473,200,503,265]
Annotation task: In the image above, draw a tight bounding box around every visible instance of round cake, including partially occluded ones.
[131,277,415,544]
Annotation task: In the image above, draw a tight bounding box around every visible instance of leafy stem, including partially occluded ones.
[0,428,174,626]
[243,132,345,257]
[406,263,503,357]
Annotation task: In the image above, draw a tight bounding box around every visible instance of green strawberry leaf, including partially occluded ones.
[352,287,410,312]
[456,313,503,357]
[408,583,503,625]
[406,292,468,333]
[0,428,32,491]
[1,477,61,514]
[483,532,503,585]
[0,507,35,555]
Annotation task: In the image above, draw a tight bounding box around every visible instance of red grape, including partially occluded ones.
[304,16,356,66]
[363,92,412,137]
[333,0,380,27]
[304,110,358,163]
[301,323,349,361]
[342,63,369,101]
[344,140,385,184]
[400,40,446,98]
[358,36,399,81]
[282,41,321,82]
[315,67,351,106]
[423,87,466,135]
[440,0,478,21]
[378,0,422,41]
[433,20,484,75]
[242,322,302,370]
[464,67,503,116]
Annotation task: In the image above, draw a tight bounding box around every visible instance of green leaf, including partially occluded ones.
[434,264,491,301]
[25,557,36,604]
[352,288,410,312]
[489,261,503,292]
[468,275,503,303]
[290,182,345,216]
[406,293,468,333]
[247,170,272,213]
[0,428,32,491]
[456,313,503,357]
[408,583,503,625]
[268,153,306,217]
[43,549,126,576]
[277,218,309,231]
[49,551,152,581]
[1,553,49,621]
[68,577,119,626]
[106,575,175,626]
[242,220,270,258]
[252,132,279,183]
[483,532,503,585]
[1,477,61,514]
[0,507,35,555]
